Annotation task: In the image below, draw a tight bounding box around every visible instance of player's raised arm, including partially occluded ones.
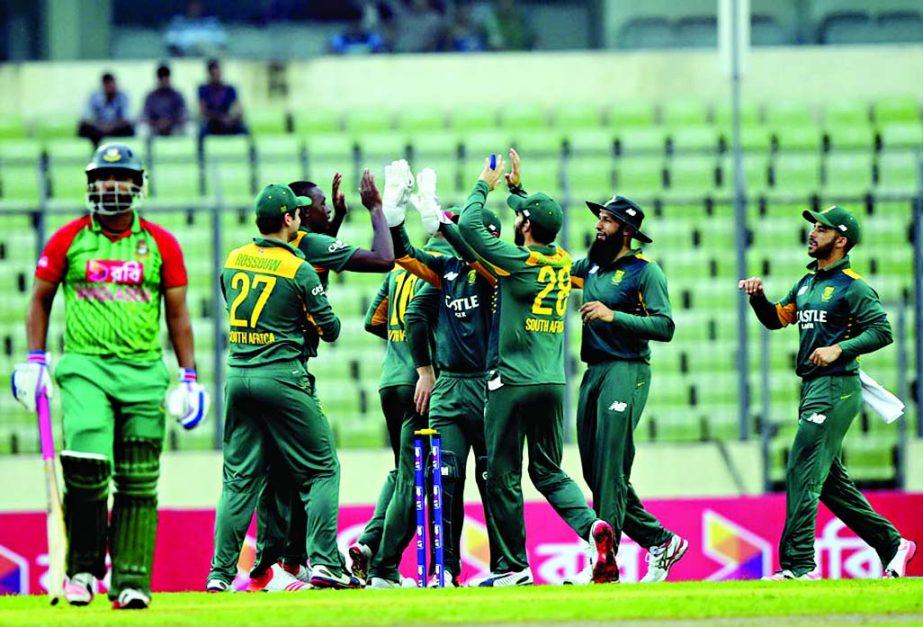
[458,153,527,274]
[345,168,395,272]
[739,277,795,330]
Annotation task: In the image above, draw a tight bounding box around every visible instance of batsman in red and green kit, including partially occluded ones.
[207,183,361,591]
[571,195,686,584]
[457,151,618,587]
[14,143,208,610]
[742,205,916,580]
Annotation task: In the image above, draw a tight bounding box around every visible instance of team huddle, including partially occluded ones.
[10,141,915,608]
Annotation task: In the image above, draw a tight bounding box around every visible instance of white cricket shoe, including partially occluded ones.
[563,543,594,585]
[762,569,819,581]
[884,538,917,578]
[280,561,311,584]
[205,579,231,593]
[474,568,534,587]
[309,564,364,589]
[248,563,311,592]
[348,543,372,580]
[641,534,689,583]
[64,572,95,606]
[112,588,150,609]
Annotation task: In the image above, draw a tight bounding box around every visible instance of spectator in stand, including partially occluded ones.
[164,0,227,57]
[390,0,445,53]
[141,65,189,137]
[443,1,488,52]
[78,73,135,148]
[330,18,388,54]
[484,0,535,51]
[197,59,247,138]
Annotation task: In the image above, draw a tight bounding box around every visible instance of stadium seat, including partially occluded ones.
[669,126,721,154]
[823,153,874,195]
[823,98,869,127]
[0,140,44,203]
[513,130,565,159]
[878,122,923,150]
[876,151,918,194]
[763,100,814,127]
[616,127,668,155]
[661,101,710,127]
[395,109,446,133]
[0,115,27,140]
[247,109,288,135]
[565,157,615,200]
[606,101,656,128]
[448,107,499,132]
[719,126,773,154]
[713,101,760,128]
[773,125,824,152]
[500,104,549,131]
[253,135,305,184]
[843,436,896,484]
[675,16,718,48]
[461,129,514,159]
[617,18,675,49]
[292,110,341,135]
[614,156,664,197]
[665,156,718,196]
[554,103,603,130]
[770,153,822,196]
[871,95,919,124]
[566,129,615,157]
[719,153,771,195]
[46,139,96,204]
[826,125,876,152]
[148,136,199,165]
[33,116,80,140]
[356,132,409,160]
[344,109,394,135]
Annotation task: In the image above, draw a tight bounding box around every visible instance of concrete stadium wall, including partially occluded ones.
[0,44,921,121]
[3,439,921,511]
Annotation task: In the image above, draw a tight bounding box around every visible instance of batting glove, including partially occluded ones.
[11,351,52,413]
[410,168,441,235]
[166,368,209,430]
[382,159,414,227]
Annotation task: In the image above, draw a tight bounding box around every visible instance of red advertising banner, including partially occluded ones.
[1,492,920,595]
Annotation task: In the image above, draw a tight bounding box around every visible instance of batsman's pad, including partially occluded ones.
[110,438,161,597]
[60,451,110,579]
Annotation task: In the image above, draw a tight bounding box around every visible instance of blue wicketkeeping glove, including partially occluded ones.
[166,368,209,430]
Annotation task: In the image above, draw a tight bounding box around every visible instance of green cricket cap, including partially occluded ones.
[507,192,563,237]
[803,205,861,245]
[482,207,502,237]
[255,184,298,220]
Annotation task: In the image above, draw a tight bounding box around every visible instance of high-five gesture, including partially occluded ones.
[478,154,506,191]
[506,147,522,189]
[360,169,382,211]
[331,172,348,217]
[382,159,415,226]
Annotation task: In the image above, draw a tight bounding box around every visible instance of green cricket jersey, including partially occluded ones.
[221,237,340,367]
[35,213,187,360]
[751,256,893,379]
[292,228,358,290]
[572,250,674,364]
[458,180,571,385]
[365,237,455,390]
[393,223,497,374]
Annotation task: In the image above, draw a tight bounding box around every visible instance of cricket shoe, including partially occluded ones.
[64,572,95,606]
[474,568,534,587]
[762,569,820,581]
[309,564,364,589]
[248,563,311,592]
[205,579,231,593]
[590,520,619,584]
[427,571,459,588]
[884,538,917,578]
[641,534,689,583]
[112,588,150,609]
[280,561,311,584]
[368,576,417,589]
[348,543,372,580]
[562,544,594,585]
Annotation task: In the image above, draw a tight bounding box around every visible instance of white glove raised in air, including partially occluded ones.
[11,351,52,412]
[410,168,442,235]
[382,159,415,227]
[166,368,210,430]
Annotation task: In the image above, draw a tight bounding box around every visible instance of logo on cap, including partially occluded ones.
[103,147,122,162]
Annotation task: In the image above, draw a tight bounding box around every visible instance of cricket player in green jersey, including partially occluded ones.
[457,150,618,587]
[13,143,208,609]
[375,166,503,586]
[568,194,687,584]
[347,160,456,585]
[206,183,362,591]
[740,205,916,580]
[248,171,395,585]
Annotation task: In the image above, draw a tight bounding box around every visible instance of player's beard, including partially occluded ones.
[808,238,836,260]
[588,226,624,266]
[514,221,525,246]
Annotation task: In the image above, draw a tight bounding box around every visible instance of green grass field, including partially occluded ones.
[2,579,923,626]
